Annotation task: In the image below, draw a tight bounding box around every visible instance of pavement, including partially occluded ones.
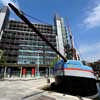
[0,78,93,100]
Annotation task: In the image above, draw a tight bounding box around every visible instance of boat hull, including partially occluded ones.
[55,75,98,97]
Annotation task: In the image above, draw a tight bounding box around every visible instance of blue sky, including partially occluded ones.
[0,0,100,62]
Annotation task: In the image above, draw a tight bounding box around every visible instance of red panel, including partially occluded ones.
[22,68,26,75]
[64,68,94,73]
[32,68,35,75]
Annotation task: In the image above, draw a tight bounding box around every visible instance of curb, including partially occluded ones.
[0,77,45,81]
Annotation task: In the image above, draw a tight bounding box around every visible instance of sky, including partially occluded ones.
[0,0,100,62]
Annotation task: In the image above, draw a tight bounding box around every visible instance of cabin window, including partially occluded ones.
[67,64,74,68]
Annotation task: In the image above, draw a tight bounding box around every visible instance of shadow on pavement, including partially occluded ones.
[22,91,45,99]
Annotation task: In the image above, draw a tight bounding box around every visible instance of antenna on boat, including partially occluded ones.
[8,3,67,62]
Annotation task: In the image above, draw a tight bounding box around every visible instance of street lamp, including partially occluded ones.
[36,52,40,78]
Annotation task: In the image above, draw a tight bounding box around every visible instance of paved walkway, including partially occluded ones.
[0,78,92,100]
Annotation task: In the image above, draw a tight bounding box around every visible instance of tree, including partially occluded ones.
[50,56,60,68]
[0,50,6,66]
[0,56,6,65]
[0,50,6,79]
[0,50,3,59]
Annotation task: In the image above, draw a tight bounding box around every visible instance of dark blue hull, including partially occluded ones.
[55,76,98,97]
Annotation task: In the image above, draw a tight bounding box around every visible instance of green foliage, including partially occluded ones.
[0,50,6,66]
[0,49,3,59]
[50,56,60,68]
[0,56,6,65]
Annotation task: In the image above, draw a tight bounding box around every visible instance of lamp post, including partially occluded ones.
[37,52,40,78]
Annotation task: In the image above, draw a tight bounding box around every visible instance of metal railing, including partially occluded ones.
[0,70,53,79]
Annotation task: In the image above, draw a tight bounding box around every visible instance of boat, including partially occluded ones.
[54,59,99,98]
[53,16,99,98]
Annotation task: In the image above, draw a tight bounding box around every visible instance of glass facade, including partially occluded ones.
[0,20,57,68]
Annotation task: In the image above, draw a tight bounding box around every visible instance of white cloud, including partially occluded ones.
[1,0,19,8]
[10,17,16,20]
[79,42,100,54]
[79,42,100,62]
[83,4,100,29]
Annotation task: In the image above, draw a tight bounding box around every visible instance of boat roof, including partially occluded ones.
[66,60,83,65]
[65,60,93,70]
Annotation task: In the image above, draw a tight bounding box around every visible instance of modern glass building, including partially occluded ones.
[54,15,68,58]
[0,19,57,77]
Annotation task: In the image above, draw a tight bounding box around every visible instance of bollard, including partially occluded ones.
[47,78,50,86]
